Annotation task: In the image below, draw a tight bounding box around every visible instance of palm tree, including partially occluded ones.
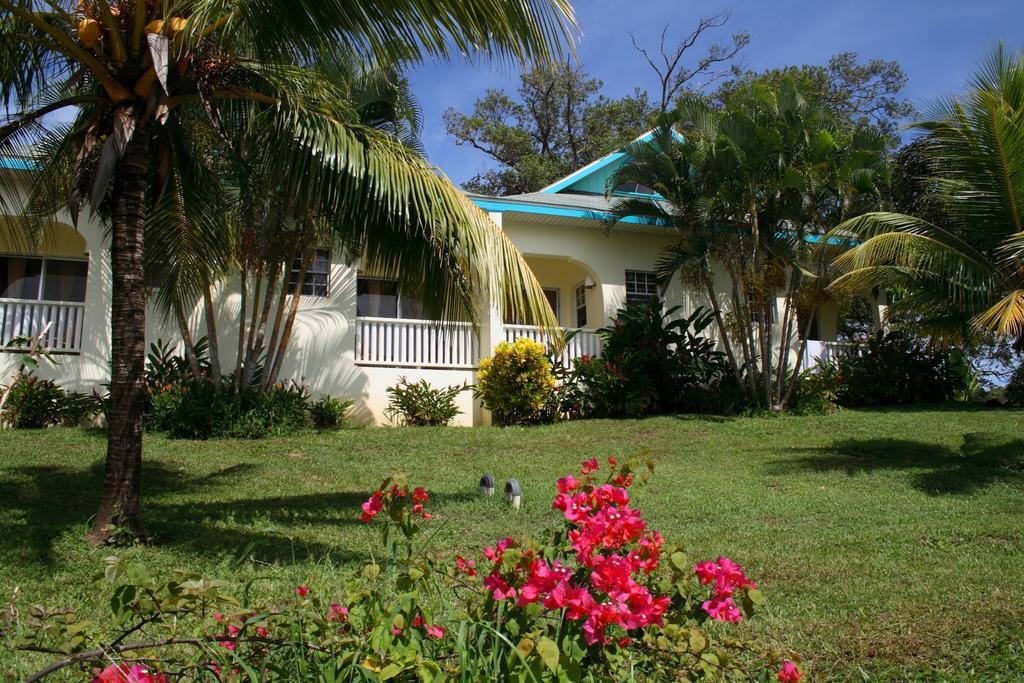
[608,81,888,408]
[0,0,574,543]
[831,45,1024,343]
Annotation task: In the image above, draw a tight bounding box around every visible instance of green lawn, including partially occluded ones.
[2,406,1023,680]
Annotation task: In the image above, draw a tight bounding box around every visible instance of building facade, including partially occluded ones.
[0,146,883,425]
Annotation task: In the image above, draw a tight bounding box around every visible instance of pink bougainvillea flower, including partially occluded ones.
[581,458,599,475]
[327,603,349,622]
[425,624,446,639]
[390,626,403,636]
[359,491,384,524]
[778,660,802,682]
[412,486,429,503]
[296,584,309,598]
[455,555,477,576]
[702,595,742,622]
[556,475,580,494]
[92,663,169,683]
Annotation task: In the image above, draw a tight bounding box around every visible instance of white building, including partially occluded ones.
[0,145,881,425]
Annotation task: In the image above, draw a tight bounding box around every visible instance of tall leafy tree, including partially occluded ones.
[0,0,574,542]
[716,52,915,145]
[830,45,1024,344]
[444,62,653,195]
[608,82,888,408]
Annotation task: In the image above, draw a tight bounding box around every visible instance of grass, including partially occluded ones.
[2,405,1023,680]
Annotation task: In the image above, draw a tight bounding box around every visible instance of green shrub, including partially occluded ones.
[310,394,353,430]
[791,359,843,415]
[385,377,466,426]
[476,338,556,425]
[556,303,739,419]
[147,379,312,439]
[834,331,965,406]
[0,374,99,428]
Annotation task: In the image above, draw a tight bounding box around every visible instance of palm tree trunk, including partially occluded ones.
[88,116,149,544]
[173,300,201,378]
[241,261,278,388]
[781,303,820,407]
[263,245,298,380]
[202,283,222,385]
[264,247,313,390]
[704,277,742,385]
[233,265,248,386]
[774,270,800,404]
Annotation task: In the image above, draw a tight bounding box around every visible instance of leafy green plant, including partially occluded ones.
[147,379,312,440]
[477,338,556,425]
[791,359,844,415]
[311,394,354,430]
[556,302,739,419]
[0,374,99,429]
[1006,363,1024,406]
[385,378,467,426]
[834,331,965,406]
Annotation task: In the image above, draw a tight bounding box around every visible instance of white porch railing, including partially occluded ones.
[0,298,85,353]
[503,324,602,368]
[802,340,857,369]
[355,317,478,369]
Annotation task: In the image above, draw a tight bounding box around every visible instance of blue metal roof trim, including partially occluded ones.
[539,130,660,195]
[470,197,669,227]
[0,157,35,170]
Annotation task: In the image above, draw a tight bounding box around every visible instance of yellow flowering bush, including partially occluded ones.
[476,338,556,425]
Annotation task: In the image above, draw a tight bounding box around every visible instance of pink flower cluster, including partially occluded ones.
[390,612,446,640]
[778,660,802,682]
[477,458,670,645]
[694,556,757,623]
[92,663,168,683]
[360,484,431,524]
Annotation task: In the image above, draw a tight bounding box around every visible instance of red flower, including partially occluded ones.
[778,660,802,682]
[412,486,429,503]
[296,584,309,598]
[581,458,599,475]
[360,491,384,524]
[92,663,168,683]
[455,555,477,576]
[327,603,349,622]
[425,624,446,639]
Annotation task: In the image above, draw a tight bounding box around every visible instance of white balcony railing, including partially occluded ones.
[802,340,857,369]
[503,324,602,368]
[355,317,478,369]
[0,298,85,353]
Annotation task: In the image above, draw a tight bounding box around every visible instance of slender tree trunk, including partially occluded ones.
[781,303,820,407]
[233,266,248,387]
[704,277,742,385]
[774,270,801,404]
[202,283,222,385]
[173,301,201,378]
[241,261,278,388]
[263,243,299,379]
[264,247,313,390]
[88,115,150,544]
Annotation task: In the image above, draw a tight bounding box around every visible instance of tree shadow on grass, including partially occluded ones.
[768,432,1024,496]
[0,460,475,568]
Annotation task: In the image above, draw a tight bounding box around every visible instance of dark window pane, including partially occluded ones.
[43,259,88,302]
[357,278,399,318]
[288,249,330,297]
[0,256,42,299]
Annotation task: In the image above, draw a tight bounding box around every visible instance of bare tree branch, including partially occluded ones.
[631,11,749,112]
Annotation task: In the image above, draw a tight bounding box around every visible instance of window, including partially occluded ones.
[0,256,87,302]
[615,182,656,195]
[574,283,587,328]
[288,250,330,297]
[624,270,659,306]
[356,277,427,319]
[544,288,559,321]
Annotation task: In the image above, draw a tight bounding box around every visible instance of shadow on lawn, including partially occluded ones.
[0,459,475,567]
[770,432,1024,495]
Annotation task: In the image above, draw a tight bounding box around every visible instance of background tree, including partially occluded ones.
[716,52,915,145]
[444,62,653,195]
[609,82,889,409]
[0,0,574,543]
[830,44,1024,345]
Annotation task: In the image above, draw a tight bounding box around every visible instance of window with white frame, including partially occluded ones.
[1,255,87,302]
[502,288,560,325]
[288,249,330,297]
[574,283,587,328]
[356,276,428,319]
[624,270,659,306]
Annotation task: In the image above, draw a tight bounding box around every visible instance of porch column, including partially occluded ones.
[472,211,507,426]
[869,288,889,332]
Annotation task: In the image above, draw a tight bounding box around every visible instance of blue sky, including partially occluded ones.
[407,0,1024,188]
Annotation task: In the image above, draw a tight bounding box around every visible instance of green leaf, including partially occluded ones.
[378,663,404,680]
[669,551,689,572]
[537,636,559,673]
